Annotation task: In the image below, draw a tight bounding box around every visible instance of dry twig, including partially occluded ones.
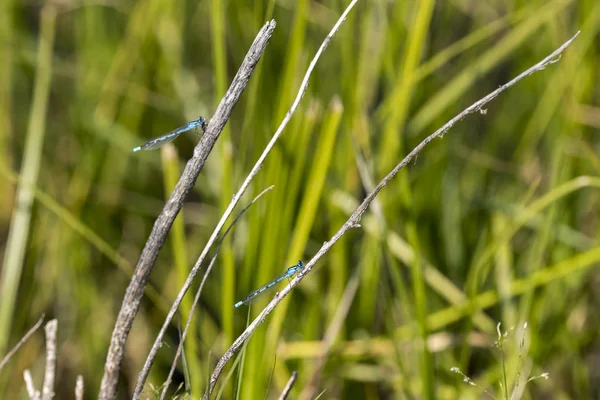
[277,371,298,400]
[42,319,57,400]
[0,314,44,371]
[23,369,42,400]
[24,369,40,400]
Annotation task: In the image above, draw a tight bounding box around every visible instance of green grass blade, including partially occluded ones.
[0,5,57,353]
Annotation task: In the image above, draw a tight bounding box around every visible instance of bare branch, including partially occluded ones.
[158,186,275,400]
[42,319,57,400]
[0,314,44,371]
[136,0,358,396]
[99,20,277,400]
[203,30,580,397]
[277,371,298,400]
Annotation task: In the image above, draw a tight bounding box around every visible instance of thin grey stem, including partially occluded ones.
[277,371,298,400]
[99,20,277,400]
[158,186,275,400]
[0,313,44,371]
[203,30,580,398]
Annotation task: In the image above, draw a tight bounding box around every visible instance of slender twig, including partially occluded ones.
[42,319,57,400]
[99,20,277,400]
[136,0,358,396]
[24,369,40,400]
[0,314,44,371]
[75,375,84,400]
[277,371,298,400]
[203,31,580,398]
[158,186,275,400]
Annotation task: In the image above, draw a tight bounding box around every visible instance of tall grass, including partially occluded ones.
[0,1,598,399]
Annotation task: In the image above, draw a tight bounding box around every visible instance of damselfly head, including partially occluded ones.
[288,260,304,273]
[199,116,207,132]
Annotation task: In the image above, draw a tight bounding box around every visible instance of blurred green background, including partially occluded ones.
[1,0,599,398]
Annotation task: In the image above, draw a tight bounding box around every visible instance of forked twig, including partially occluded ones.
[21,319,58,400]
[203,31,580,398]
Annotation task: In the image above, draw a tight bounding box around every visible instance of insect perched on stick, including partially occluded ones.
[235,261,304,308]
[132,116,207,152]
